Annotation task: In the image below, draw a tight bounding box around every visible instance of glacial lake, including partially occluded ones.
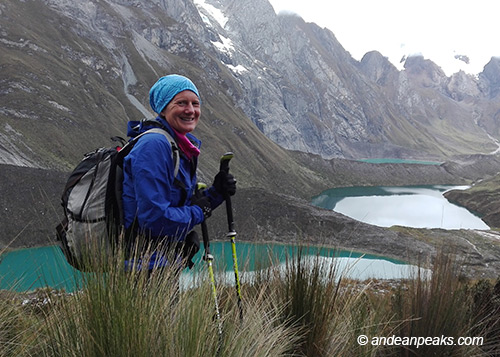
[311,185,489,230]
[4,184,474,293]
[0,242,427,293]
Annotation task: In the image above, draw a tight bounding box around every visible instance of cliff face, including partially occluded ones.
[205,0,500,160]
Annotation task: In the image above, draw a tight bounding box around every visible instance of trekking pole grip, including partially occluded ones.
[219,152,235,232]
[220,152,243,320]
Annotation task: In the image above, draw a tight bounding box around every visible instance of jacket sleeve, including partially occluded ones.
[203,186,225,210]
[125,133,204,240]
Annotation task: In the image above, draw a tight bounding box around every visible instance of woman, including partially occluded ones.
[122,74,236,271]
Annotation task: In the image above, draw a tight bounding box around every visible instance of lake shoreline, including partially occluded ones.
[0,242,430,292]
[3,187,500,280]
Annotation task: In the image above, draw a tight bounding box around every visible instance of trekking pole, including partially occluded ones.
[219,152,243,321]
[196,183,223,339]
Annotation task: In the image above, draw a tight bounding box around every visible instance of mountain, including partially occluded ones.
[2,0,500,172]
[0,0,326,197]
[200,0,500,160]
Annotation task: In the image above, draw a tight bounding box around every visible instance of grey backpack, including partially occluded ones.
[56,128,179,271]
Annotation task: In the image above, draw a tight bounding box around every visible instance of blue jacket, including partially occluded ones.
[122,117,224,243]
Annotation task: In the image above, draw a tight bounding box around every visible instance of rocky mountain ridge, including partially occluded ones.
[204,0,500,159]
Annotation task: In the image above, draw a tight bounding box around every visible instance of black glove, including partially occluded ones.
[191,195,212,219]
[213,170,237,197]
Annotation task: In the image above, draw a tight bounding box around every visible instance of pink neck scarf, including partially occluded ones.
[173,129,200,160]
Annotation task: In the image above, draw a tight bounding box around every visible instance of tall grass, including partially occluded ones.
[39,241,299,356]
[390,251,474,356]
[269,248,396,356]
[0,289,39,356]
[468,278,500,355]
[1,244,500,356]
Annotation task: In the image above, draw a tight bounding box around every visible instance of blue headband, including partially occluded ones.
[149,74,201,114]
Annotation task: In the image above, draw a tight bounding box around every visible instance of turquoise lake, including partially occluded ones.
[3,184,474,293]
[0,242,425,293]
[312,185,489,230]
[358,158,443,165]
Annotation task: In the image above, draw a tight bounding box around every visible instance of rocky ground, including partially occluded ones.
[0,164,66,249]
[1,162,500,279]
[444,174,500,229]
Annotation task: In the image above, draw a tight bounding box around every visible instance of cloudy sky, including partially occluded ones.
[268,0,500,76]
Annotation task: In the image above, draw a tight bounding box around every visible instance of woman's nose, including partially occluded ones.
[185,102,195,113]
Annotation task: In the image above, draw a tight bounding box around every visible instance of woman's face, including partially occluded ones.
[161,90,201,134]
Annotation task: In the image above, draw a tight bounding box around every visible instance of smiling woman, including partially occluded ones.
[161,90,201,135]
[119,74,237,273]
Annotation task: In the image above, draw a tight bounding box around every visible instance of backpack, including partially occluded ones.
[56,127,179,272]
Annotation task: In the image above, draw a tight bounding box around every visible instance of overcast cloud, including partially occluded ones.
[268,0,500,76]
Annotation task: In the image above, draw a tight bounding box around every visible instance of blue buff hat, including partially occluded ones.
[149,74,201,114]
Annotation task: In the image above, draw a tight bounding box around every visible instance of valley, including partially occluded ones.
[2,152,500,279]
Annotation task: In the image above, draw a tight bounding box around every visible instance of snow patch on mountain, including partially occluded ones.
[212,35,234,55]
[0,124,41,168]
[225,64,248,74]
[194,0,228,28]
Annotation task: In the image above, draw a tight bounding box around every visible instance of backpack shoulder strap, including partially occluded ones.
[133,128,180,178]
